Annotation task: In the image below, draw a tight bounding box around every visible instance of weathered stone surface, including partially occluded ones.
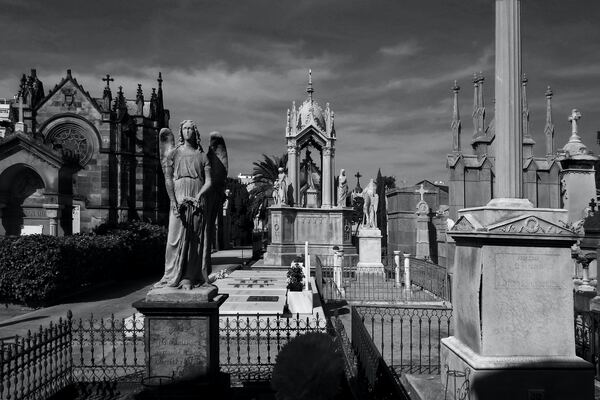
[147,316,209,379]
[145,286,218,303]
[356,227,384,274]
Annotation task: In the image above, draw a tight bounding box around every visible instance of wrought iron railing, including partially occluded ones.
[219,313,328,384]
[575,310,600,379]
[351,307,410,399]
[0,318,73,400]
[321,269,445,304]
[355,305,452,375]
[408,257,450,301]
[71,313,145,383]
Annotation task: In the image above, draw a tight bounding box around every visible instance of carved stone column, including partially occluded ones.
[43,204,61,236]
[287,144,299,206]
[322,146,333,208]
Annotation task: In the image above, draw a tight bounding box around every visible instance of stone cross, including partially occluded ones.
[568,109,582,137]
[415,184,430,202]
[102,74,114,88]
[354,171,362,183]
[589,198,597,212]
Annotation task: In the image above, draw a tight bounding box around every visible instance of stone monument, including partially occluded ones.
[263,71,357,266]
[356,179,384,274]
[414,184,431,260]
[441,2,594,399]
[134,122,229,387]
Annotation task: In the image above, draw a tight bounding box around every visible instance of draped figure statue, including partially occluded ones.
[337,169,348,207]
[154,121,228,290]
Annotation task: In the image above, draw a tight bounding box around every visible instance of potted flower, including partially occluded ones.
[286,257,313,314]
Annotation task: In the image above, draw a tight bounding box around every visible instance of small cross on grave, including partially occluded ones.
[589,198,597,212]
[415,183,430,202]
[568,109,582,138]
[102,74,114,89]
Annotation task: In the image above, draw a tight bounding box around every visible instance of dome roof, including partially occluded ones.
[296,99,326,132]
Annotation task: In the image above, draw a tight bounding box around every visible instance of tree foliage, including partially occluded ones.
[248,153,288,223]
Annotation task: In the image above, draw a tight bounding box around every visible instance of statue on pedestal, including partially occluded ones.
[273,167,288,206]
[361,179,378,228]
[154,120,228,290]
[337,169,348,207]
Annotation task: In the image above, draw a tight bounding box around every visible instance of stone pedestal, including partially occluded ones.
[305,188,320,208]
[442,199,594,399]
[133,288,228,383]
[356,227,384,275]
[263,206,357,266]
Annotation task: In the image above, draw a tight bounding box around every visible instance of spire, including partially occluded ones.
[521,73,534,159]
[544,86,555,157]
[102,74,114,112]
[306,69,314,102]
[156,72,165,127]
[113,86,126,119]
[136,84,144,116]
[472,72,485,139]
[149,88,158,120]
[451,80,462,152]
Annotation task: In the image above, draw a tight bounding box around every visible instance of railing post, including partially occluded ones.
[333,248,344,297]
[393,251,401,287]
[403,253,411,289]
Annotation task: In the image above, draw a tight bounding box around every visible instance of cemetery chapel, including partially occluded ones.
[0,69,170,236]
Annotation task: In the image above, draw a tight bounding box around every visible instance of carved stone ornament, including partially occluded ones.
[489,215,575,235]
[451,216,476,232]
[61,88,76,108]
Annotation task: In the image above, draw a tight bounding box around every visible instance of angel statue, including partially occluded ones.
[337,169,348,207]
[154,120,228,290]
[361,179,379,229]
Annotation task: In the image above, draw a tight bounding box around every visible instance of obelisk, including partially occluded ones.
[440,1,594,398]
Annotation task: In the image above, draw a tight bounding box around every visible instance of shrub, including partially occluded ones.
[286,258,305,291]
[0,221,167,307]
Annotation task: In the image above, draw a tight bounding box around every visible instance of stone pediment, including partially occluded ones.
[36,73,103,118]
[451,213,576,236]
[486,215,575,235]
[0,133,63,169]
[452,214,484,232]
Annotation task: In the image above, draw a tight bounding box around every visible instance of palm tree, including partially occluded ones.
[248,153,288,225]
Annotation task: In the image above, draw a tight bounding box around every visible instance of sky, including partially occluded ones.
[1,0,600,187]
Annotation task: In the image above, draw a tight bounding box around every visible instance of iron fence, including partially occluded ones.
[0,316,72,400]
[355,304,452,375]
[218,313,328,384]
[408,257,450,301]
[575,310,600,379]
[350,307,410,399]
[71,313,145,383]
[319,255,450,304]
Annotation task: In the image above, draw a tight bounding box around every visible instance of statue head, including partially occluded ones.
[179,120,201,146]
[278,167,285,174]
[340,168,346,176]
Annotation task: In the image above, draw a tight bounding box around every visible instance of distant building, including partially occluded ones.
[446,73,597,222]
[386,180,450,265]
[0,69,170,235]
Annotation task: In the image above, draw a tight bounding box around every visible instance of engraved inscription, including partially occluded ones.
[494,253,562,289]
[148,317,208,378]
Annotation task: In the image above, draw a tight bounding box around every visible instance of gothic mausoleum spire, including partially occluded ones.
[544,86,555,156]
[521,73,535,159]
[451,80,462,152]
[306,69,314,102]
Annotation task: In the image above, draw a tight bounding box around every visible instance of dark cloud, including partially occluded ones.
[0,0,599,185]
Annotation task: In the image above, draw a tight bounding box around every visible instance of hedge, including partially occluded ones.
[0,221,167,307]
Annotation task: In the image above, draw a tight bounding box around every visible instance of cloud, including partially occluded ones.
[379,40,422,57]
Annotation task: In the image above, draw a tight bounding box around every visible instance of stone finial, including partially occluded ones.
[136,84,144,116]
[568,109,582,140]
[306,69,314,101]
[544,86,555,156]
[66,69,72,78]
[451,80,461,152]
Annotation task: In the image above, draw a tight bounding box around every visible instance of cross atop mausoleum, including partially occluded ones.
[102,74,114,89]
[415,184,430,202]
[569,108,582,139]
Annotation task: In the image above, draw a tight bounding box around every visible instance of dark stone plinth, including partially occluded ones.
[133,293,228,383]
[145,285,218,303]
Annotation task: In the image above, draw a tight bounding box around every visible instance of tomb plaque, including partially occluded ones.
[247,296,279,302]
[148,317,209,379]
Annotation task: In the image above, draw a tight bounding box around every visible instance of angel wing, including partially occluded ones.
[208,131,228,191]
[159,128,175,171]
